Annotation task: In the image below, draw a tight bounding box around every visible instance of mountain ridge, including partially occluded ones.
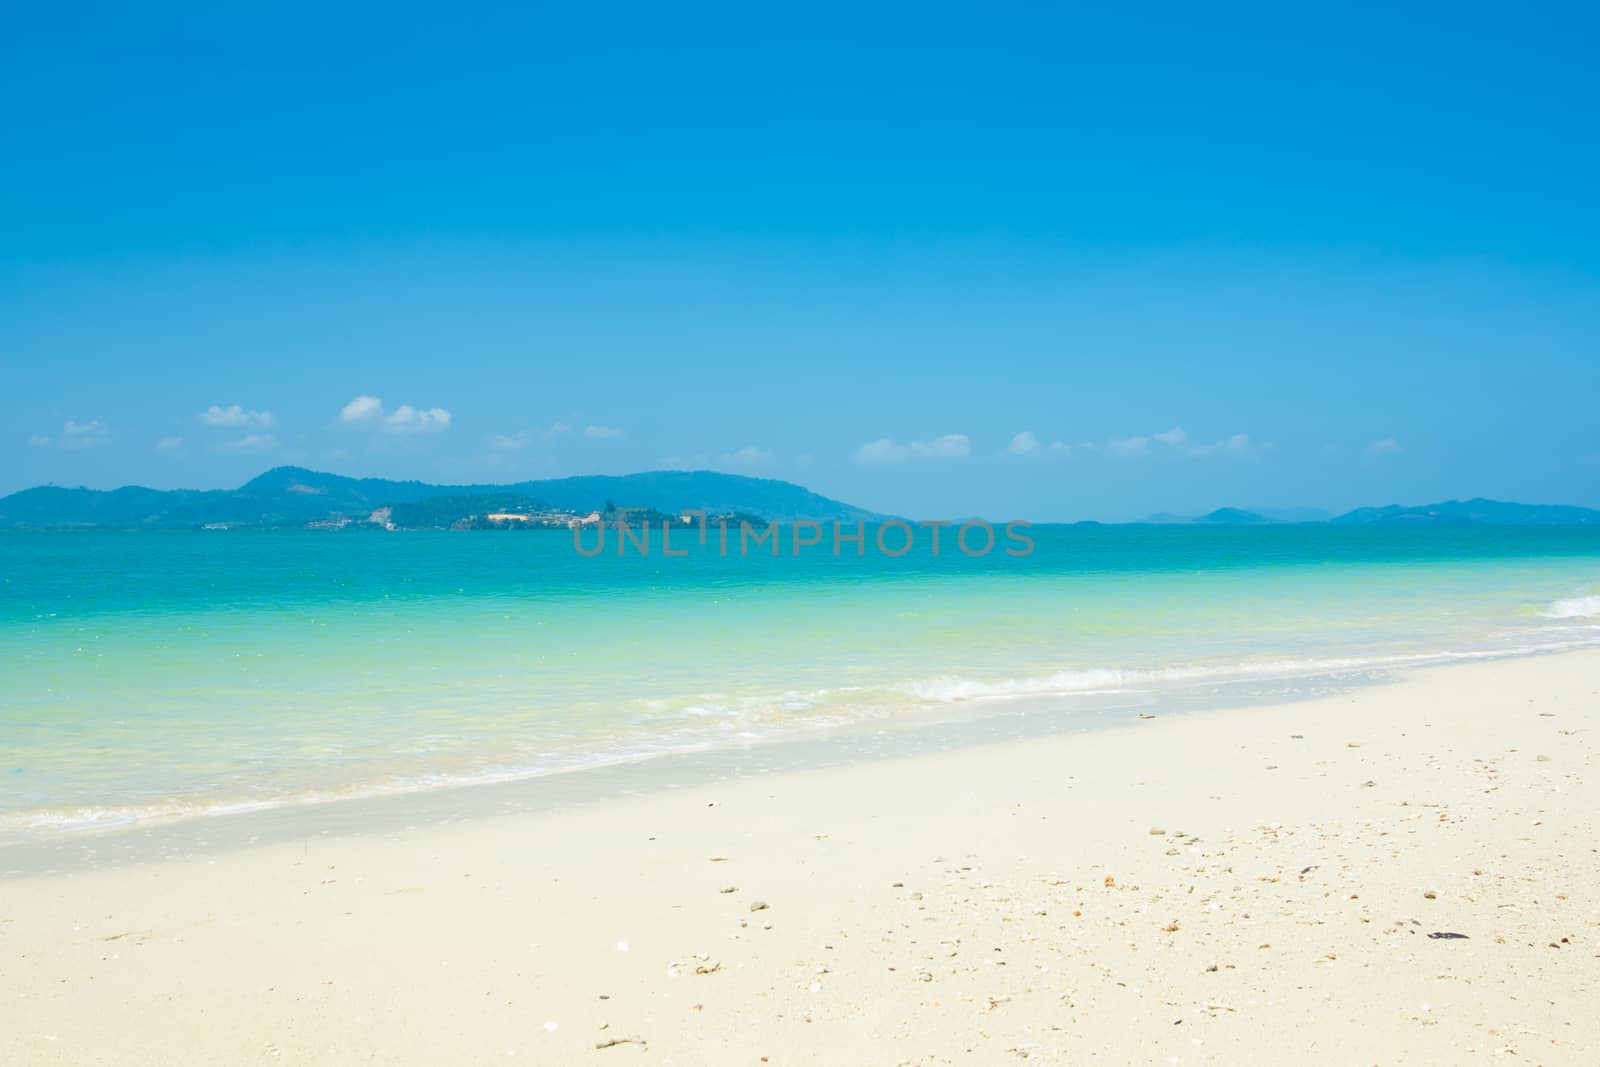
[3,471,1599,529]
[1141,497,1600,527]
[0,467,889,528]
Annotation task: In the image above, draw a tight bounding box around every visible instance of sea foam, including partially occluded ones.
[1545,594,1600,619]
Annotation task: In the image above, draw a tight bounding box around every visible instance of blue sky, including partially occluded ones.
[3,3,1597,520]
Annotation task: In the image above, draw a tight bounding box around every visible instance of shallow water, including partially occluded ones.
[3,525,1598,840]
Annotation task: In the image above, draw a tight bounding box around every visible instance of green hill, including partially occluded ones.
[0,467,887,529]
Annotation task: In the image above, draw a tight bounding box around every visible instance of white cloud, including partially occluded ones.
[1008,431,1075,458]
[1106,434,1151,457]
[1367,437,1402,457]
[58,420,111,449]
[338,395,451,434]
[487,431,533,452]
[719,445,773,468]
[854,439,901,464]
[1188,433,1258,458]
[1100,426,1259,459]
[925,434,971,458]
[28,434,51,448]
[487,421,573,451]
[199,404,274,428]
[855,433,971,464]
[384,405,451,433]
[1108,426,1187,458]
[215,433,279,453]
[156,436,184,453]
[583,424,624,440]
[339,395,384,424]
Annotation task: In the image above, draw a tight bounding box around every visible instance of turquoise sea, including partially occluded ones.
[3,526,1599,841]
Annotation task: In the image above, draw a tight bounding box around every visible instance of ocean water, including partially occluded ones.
[3,525,1599,840]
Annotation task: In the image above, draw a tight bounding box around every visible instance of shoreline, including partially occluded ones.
[8,636,1600,867]
[4,650,1599,1063]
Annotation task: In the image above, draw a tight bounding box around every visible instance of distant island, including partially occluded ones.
[2,467,1599,529]
[0,467,886,531]
[1142,500,1600,527]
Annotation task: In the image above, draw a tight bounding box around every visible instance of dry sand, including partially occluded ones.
[3,651,1598,1064]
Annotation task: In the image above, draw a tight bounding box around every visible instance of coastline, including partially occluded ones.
[4,650,1598,1063]
[9,637,1600,861]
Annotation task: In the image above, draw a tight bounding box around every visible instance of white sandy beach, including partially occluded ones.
[3,651,1598,1064]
